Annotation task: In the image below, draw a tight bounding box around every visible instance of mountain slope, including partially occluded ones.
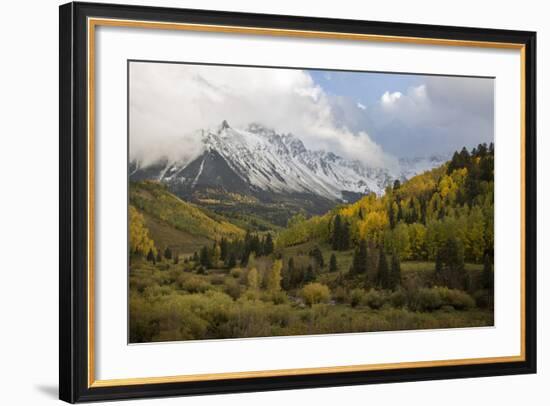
[130,181,245,244]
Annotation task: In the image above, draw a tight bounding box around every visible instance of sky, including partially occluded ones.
[129,61,494,168]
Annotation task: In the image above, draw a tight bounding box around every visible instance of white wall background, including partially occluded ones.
[0,0,546,404]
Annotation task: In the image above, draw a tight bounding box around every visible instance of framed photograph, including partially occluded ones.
[59,2,536,403]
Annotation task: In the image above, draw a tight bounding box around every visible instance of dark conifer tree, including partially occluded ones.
[350,239,368,275]
[250,234,261,256]
[220,237,228,261]
[287,257,297,288]
[419,197,427,224]
[329,253,338,273]
[441,237,466,289]
[146,248,155,263]
[164,247,172,260]
[376,249,390,289]
[482,253,494,291]
[435,248,443,276]
[388,199,396,229]
[263,233,274,255]
[200,246,211,268]
[447,151,461,174]
[332,214,342,250]
[226,252,237,269]
[480,154,494,182]
[397,203,403,223]
[390,253,401,290]
[310,247,324,269]
[288,257,295,273]
[459,147,471,167]
[341,221,351,251]
[240,249,250,267]
[465,163,482,205]
[304,265,315,283]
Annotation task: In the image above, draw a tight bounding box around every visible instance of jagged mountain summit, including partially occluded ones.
[130,121,447,203]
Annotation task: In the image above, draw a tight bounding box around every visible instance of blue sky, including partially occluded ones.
[310,70,423,106]
[308,69,495,158]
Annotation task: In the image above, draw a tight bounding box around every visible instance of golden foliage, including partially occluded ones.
[266,259,283,293]
[301,283,331,306]
[129,205,156,256]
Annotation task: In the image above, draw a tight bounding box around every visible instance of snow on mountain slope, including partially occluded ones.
[130,121,447,202]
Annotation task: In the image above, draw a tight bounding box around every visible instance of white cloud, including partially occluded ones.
[339,77,494,158]
[129,62,394,168]
[356,101,366,110]
[380,90,403,106]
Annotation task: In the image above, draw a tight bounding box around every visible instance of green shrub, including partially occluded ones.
[409,288,443,311]
[438,287,475,310]
[177,275,210,293]
[349,289,365,308]
[242,290,258,301]
[364,289,386,310]
[271,290,289,305]
[301,283,331,306]
[224,278,242,300]
[230,268,242,279]
[210,275,225,285]
[389,289,407,308]
[407,287,475,312]
[473,289,491,308]
[333,287,348,304]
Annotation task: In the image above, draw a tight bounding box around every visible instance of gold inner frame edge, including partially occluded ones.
[87,17,527,388]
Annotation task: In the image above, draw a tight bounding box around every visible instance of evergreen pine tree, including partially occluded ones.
[482,253,494,291]
[164,247,172,260]
[240,249,250,267]
[350,239,368,275]
[200,246,211,268]
[304,265,315,283]
[227,252,237,269]
[341,221,351,250]
[435,247,443,276]
[263,233,274,255]
[146,248,155,263]
[388,200,396,229]
[390,253,401,290]
[329,253,338,273]
[310,247,324,269]
[441,237,466,289]
[377,249,389,289]
[220,237,228,261]
[332,214,342,250]
[287,257,296,288]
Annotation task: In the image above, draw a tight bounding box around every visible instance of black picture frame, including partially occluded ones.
[59,1,537,403]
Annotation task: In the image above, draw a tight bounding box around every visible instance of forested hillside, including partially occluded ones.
[277,143,494,287]
[129,144,494,343]
[130,181,245,256]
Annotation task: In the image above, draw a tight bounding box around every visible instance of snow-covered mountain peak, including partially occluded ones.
[131,122,448,202]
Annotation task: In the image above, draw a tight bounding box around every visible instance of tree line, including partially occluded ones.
[278,143,494,267]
